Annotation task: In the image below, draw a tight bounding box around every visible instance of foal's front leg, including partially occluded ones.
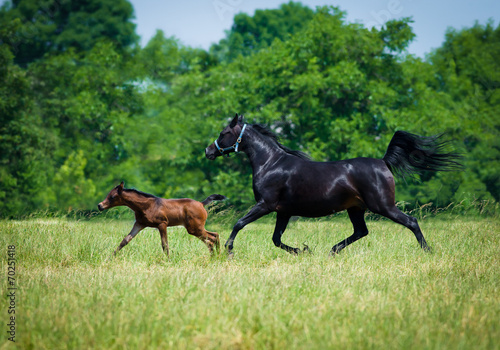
[113,221,144,256]
[158,222,169,257]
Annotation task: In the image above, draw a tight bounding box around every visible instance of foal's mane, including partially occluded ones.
[252,124,311,160]
[124,188,158,199]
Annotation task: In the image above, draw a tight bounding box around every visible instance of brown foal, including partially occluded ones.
[98,182,226,257]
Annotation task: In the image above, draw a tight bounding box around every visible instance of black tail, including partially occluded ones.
[383,131,463,178]
[201,194,227,206]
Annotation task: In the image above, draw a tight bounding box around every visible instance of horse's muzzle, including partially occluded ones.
[205,145,217,160]
[97,203,104,211]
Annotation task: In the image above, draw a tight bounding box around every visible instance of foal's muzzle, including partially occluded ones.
[97,203,104,211]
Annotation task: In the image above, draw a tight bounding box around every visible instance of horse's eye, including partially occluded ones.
[217,132,227,141]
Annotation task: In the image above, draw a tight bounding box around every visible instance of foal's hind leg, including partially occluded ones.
[376,206,431,251]
[205,230,220,252]
[330,207,368,255]
[186,223,219,254]
[192,229,218,253]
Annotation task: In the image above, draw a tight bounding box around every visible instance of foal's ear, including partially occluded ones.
[118,181,124,194]
[229,113,239,128]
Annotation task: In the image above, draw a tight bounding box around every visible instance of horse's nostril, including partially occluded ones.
[205,148,214,160]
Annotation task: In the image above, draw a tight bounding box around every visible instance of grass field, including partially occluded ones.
[1,211,499,349]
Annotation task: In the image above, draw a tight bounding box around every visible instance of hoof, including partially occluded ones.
[423,245,433,253]
[302,243,312,254]
[329,249,339,257]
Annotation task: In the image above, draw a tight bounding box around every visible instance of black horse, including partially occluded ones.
[205,114,462,256]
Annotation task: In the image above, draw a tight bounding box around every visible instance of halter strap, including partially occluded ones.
[214,124,247,157]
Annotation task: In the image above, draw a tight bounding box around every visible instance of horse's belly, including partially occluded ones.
[275,188,365,217]
[275,199,352,217]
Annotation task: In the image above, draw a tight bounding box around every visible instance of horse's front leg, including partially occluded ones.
[226,201,270,257]
[272,213,302,254]
[112,221,144,257]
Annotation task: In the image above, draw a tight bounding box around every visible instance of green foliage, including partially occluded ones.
[0,0,499,217]
[210,1,315,62]
[0,19,55,216]
[379,17,416,52]
[0,0,137,65]
[429,21,500,202]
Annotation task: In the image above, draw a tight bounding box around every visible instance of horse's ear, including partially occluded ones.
[229,113,239,128]
[238,114,244,123]
[118,181,124,194]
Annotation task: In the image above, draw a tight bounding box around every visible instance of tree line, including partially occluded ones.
[1,0,499,217]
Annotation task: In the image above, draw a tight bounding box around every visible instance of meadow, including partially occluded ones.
[1,209,499,349]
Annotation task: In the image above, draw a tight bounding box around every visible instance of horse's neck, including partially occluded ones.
[243,128,286,171]
[121,190,154,212]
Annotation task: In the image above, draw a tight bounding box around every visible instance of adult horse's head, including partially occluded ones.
[205,113,246,160]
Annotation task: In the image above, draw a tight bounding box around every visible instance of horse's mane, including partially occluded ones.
[124,188,158,199]
[252,124,311,160]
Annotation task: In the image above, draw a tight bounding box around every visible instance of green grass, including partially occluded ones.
[1,214,499,349]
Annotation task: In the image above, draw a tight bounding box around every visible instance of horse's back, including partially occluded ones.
[273,156,395,216]
[332,157,396,211]
[297,157,392,186]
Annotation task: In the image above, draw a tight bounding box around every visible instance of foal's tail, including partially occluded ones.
[201,194,227,206]
[383,131,463,178]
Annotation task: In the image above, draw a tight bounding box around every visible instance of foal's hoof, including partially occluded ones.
[106,253,117,262]
[227,250,234,260]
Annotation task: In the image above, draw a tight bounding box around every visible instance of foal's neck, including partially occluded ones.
[121,190,155,213]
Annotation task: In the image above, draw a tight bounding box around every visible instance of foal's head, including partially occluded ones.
[98,182,125,211]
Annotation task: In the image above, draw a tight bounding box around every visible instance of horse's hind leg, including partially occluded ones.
[376,206,431,252]
[330,207,368,255]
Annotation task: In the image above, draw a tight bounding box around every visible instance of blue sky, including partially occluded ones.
[129,0,499,57]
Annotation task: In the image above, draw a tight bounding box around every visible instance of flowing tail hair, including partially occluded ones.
[201,194,227,206]
[383,131,463,178]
